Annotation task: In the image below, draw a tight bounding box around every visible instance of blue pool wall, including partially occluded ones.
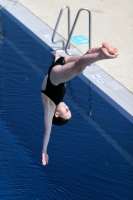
[0,7,133,200]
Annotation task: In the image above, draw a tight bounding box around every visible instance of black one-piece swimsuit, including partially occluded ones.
[41,57,66,106]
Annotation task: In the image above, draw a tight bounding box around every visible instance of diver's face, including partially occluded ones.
[55,102,71,119]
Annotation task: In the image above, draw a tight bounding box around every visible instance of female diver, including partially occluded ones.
[41,42,118,165]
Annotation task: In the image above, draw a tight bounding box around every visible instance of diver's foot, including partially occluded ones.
[101,47,118,59]
[102,42,118,55]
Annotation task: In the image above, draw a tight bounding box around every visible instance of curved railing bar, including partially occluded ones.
[52,5,70,50]
[65,8,91,55]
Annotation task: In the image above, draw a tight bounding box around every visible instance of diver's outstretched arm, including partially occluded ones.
[42,104,55,166]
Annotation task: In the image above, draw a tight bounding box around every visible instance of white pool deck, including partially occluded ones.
[0,0,133,123]
[19,0,133,94]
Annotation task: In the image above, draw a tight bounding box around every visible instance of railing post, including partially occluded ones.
[65,8,91,55]
[52,5,70,50]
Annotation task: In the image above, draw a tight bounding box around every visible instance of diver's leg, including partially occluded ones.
[50,43,118,85]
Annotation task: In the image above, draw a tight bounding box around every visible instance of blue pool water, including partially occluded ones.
[0,7,133,200]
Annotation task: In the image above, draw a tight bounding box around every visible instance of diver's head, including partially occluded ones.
[52,102,72,126]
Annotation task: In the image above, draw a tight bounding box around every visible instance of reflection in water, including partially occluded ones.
[67,79,94,117]
[67,81,79,104]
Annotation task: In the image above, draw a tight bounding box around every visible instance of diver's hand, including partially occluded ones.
[42,152,49,166]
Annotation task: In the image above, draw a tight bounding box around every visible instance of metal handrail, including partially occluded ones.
[52,5,70,50]
[65,8,91,55]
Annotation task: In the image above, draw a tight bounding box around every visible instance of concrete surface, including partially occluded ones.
[1,0,133,94]
[16,0,133,93]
